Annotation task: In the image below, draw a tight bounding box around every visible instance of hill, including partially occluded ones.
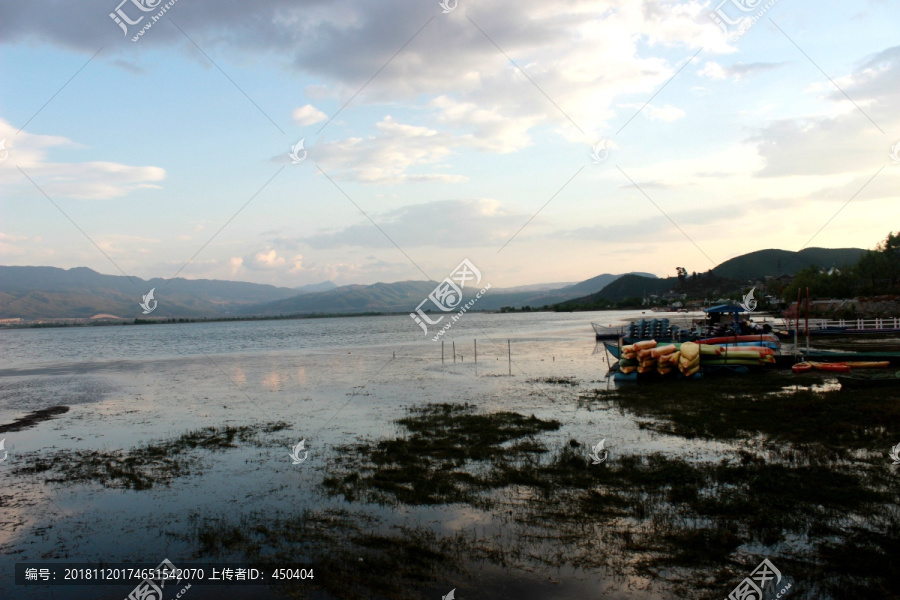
[240,272,655,315]
[0,266,298,319]
[712,248,865,280]
[559,272,657,296]
[553,275,673,310]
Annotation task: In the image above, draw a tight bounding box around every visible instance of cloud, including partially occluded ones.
[242,249,304,272]
[314,116,468,184]
[292,104,327,125]
[302,198,525,249]
[1,0,729,147]
[642,104,686,122]
[741,45,900,179]
[697,61,787,80]
[0,119,166,199]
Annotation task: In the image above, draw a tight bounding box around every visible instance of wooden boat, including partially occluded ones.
[807,362,851,373]
[844,361,891,369]
[699,334,780,345]
[774,351,900,370]
[838,371,900,389]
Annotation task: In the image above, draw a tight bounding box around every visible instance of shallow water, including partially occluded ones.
[0,310,736,599]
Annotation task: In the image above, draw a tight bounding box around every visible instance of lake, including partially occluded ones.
[0,310,786,600]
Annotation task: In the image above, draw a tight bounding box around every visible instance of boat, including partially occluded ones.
[592,322,626,341]
[773,351,900,370]
[838,371,900,389]
[699,334,780,346]
[844,361,891,369]
[807,362,851,373]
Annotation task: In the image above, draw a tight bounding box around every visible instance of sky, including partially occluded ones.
[0,0,898,289]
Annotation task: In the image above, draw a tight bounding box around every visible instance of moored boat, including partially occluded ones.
[838,371,900,390]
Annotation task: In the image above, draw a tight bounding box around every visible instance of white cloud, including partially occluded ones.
[314,116,468,184]
[292,104,327,125]
[0,119,165,200]
[643,104,687,122]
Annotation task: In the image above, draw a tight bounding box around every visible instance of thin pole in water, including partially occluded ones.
[453,341,456,363]
[442,341,444,363]
[474,339,477,376]
[508,339,511,376]
[806,287,810,354]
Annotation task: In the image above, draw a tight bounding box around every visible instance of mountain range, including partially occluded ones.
[0,246,865,320]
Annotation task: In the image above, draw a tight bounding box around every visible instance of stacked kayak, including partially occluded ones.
[615,339,775,383]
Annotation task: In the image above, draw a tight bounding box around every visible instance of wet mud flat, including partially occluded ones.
[1,334,898,599]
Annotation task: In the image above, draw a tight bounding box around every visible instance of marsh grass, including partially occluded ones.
[322,403,559,505]
[318,398,900,599]
[186,508,470,600]
[527,376,579,386]
[15,422,289,489]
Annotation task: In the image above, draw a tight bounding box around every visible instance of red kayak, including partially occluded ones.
[700,334,780,345]
[792,362,813,374]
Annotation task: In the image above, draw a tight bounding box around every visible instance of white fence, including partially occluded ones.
[796,318,900,331]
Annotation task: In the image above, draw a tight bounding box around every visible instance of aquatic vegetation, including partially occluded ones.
[323,403,560,505]
[186,508,470,600]
[319,399,900,599]
[15,422,289,490]
[0,405,69,434]
[527,376,580,385]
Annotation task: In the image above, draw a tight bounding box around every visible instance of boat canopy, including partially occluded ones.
[704,304,747,314]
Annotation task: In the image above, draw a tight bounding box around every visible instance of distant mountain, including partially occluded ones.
[244,281,439,315]
[1,247,869,320]
[712,248,865,280]
[560,272,657,296]
[0,266,298,319]
[240,272,655,315]
[294,281,337,294]
[497,282,577,294]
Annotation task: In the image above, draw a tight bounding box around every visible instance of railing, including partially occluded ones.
[796,318,900,331]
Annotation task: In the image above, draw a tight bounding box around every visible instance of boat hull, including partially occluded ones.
[838,374,900,389]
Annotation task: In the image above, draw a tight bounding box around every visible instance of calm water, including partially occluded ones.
[0,310,718,600]
[1,310,681,368]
